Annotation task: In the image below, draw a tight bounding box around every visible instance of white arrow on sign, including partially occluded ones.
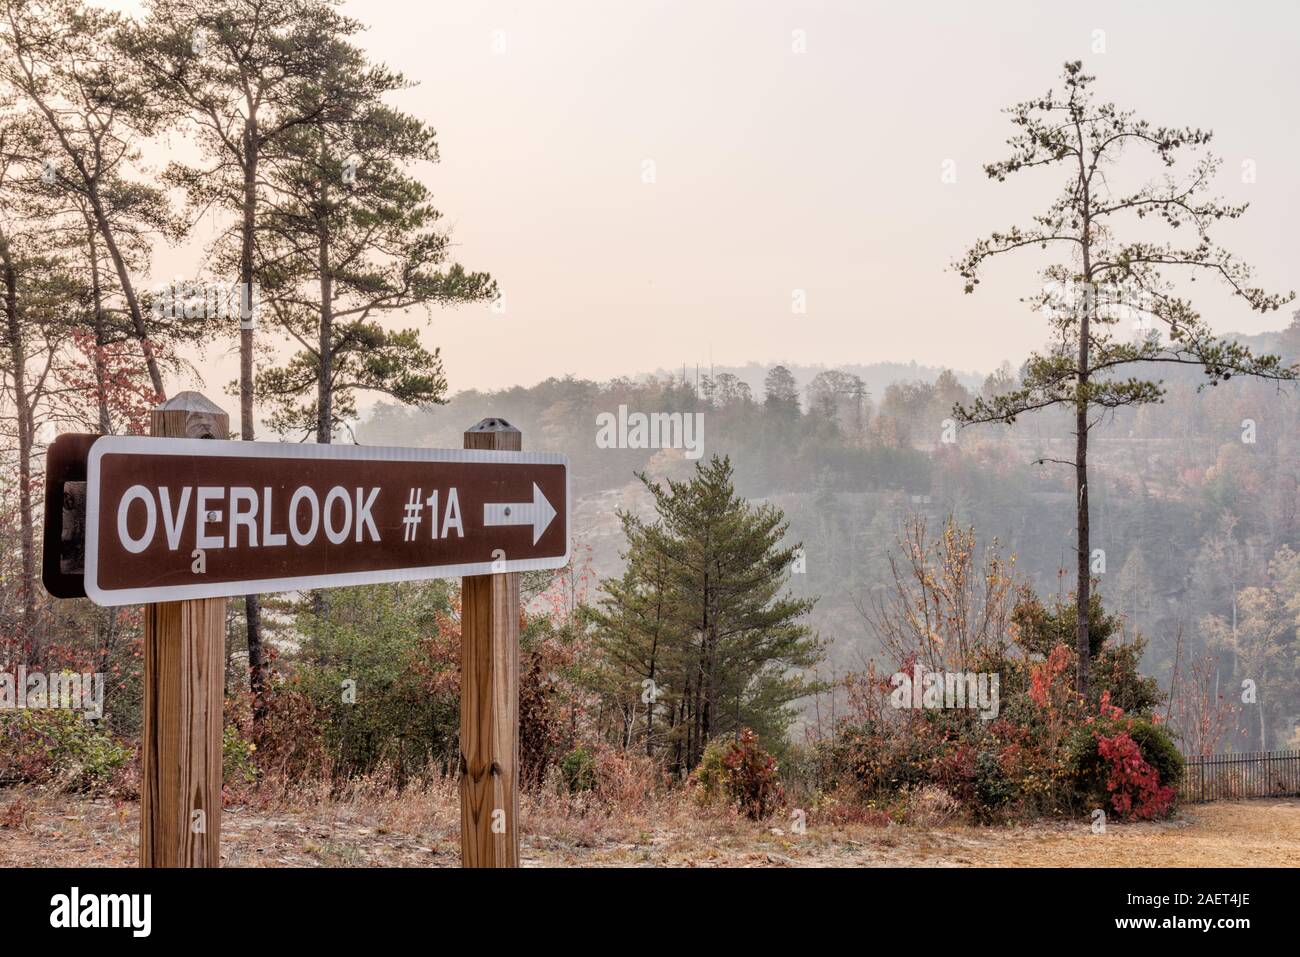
[483,482,557,546]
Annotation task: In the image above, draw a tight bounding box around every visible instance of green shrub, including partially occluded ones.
[289,581,459,783]
[691,737,730,805]
[1066,717,1183,809]
[1127,720,1185,788]
[1091,643,1165,717]
[882,735,935,793]
[223,723,258,786]
[972,749,1014,820]
[0,709,131,793]
[560,746,596,793]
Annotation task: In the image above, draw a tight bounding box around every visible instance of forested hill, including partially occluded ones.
[357,330,1300,749]
[644,361,985,406]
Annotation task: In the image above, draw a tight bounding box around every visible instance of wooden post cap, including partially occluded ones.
[158,391,228,414]
[152,392,230,441]
[466,417,520,434]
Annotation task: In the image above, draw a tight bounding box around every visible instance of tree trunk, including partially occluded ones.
[645,633,658,757]
[85,193,165,399]
[691,658,705,767]
[1075,402,1091,700]
[311,155,334,622]
[240,120,258,443]
[683,678,694,769]
[693,570,711,765]
[1257,688,1267,751]
[1075,165,1094,700]
[316,155,333,444]
[672,705,682,777]
[0,235,36,646]
[240,119,266,725]
[87,221,111,433]
[0,237,35,650]
[702,630,715,743]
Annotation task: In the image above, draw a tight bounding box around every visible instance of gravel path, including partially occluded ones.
[2,788,1296,867]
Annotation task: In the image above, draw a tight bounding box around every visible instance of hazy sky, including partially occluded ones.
[112,0,1300,402]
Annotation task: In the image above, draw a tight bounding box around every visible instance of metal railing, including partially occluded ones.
[1181,750,1300,803]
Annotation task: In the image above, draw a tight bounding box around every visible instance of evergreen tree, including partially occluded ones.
[251,36,494,441]
[762,364,799,417]
[587,541,677,757]
[954,61,1296,696]
[1,0,191,397]
[591,455,822,771]
[125,0,366,716]
[0,173,76,647]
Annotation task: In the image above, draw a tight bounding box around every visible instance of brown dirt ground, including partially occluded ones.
[1,787,1296,867]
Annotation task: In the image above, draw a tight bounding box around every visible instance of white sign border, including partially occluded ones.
[84,436,571,607]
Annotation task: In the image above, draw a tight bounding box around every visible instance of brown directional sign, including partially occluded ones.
[79,436,569,606]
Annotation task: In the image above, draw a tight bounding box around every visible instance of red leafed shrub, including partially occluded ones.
[722,729,784,820]
[1096,731,1176,820]
[1029,644,1076,710]
[1097,690,1124,721]
[931,741,976,801]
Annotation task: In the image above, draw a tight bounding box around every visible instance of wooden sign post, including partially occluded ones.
[140,392,228,867]
[460,418,521,867]
[44,406,566,869]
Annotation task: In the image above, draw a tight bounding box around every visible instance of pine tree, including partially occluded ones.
[954,61,1296,697]
[125,0,393,720]
[250,36,494,441]
[1,0,190,397]
[591,455,822,771]
[587,541,677,757]
[0,191,75,648]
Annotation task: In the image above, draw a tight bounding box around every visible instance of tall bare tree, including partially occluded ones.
[953,61,1296,697]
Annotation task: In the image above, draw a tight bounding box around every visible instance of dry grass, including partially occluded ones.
[2,784,1297,867]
